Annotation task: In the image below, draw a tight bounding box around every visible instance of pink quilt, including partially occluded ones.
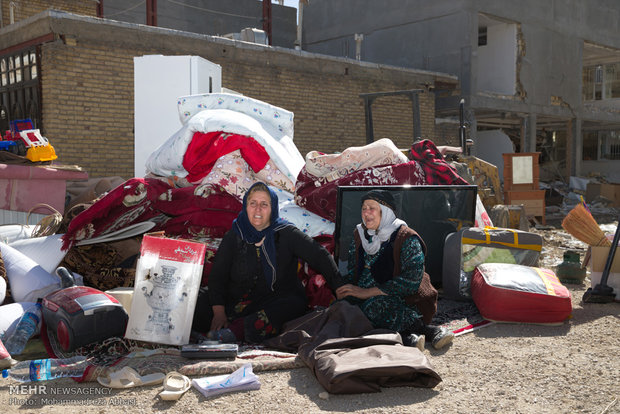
[304,138,409,183]
[198,150,295,201]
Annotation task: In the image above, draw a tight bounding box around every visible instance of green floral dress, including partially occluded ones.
[342,233,425,332]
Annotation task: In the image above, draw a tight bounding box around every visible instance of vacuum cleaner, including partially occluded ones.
[42,267,129,351]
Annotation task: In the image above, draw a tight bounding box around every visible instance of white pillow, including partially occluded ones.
[0,242,60,303]
[9,234,66,274]
[177,92,295,139]
[0,302,37,340]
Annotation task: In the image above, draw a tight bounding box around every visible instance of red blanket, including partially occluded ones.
[409,139,469,185]
[183,131,270,183]
[61,178,242,251]
[295,140,468,223]
[295,160,426,222]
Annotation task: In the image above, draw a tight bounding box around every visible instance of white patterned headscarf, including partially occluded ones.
[357,204,406,255]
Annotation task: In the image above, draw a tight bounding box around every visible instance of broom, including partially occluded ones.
[561,201,611,247]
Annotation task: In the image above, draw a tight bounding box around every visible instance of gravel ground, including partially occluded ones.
[1,226,619,414]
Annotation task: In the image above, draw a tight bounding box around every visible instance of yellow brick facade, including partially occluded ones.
[40,42,137,178]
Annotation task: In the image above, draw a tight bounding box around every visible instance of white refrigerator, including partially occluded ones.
[133,55,222,178]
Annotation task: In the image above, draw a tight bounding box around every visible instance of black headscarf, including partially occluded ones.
[361,189,397,212]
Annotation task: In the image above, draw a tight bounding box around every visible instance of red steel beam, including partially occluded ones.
[147,0,157,26]
[262,0,272,45]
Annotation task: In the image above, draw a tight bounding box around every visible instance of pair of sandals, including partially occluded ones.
[97,367,191,401]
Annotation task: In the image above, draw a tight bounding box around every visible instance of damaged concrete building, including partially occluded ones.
[302,0,620,182]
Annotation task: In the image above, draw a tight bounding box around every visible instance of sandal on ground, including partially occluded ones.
[429,327,455,350]
[402,333,426,352]
[159,371,192,401]
[97,366,165,389]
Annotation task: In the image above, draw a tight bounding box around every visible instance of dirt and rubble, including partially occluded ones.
[1,221,619,414]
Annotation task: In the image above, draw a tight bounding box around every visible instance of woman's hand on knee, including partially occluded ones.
[210,305,229,331]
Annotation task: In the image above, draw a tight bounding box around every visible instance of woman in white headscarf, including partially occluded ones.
[335,189,453,350]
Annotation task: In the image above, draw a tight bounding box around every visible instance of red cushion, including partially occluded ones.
[471,263,572,324]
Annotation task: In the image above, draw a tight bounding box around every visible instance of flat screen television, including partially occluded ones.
[334,185,478,287]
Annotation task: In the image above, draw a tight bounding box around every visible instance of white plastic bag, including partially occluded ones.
[191,363,260,399]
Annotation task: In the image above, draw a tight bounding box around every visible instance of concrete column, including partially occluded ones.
[520,117,526,153]
[566,119,573,180]
[520,113,537,153]
[570,117,582,177]
[526,113,537,152]
[354,34,364,61]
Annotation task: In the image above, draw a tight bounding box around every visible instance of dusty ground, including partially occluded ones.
[1,224,619,414]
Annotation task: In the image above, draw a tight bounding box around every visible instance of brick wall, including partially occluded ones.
[220,62,438,155]
[40,42,138,178]
[29,14,456,179]
[0,0,96,26]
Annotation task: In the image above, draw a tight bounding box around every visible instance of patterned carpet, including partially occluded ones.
[40,322,301,383]
[432,297,494,336]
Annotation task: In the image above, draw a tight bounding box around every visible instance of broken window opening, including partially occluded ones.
[478,26,487,46]
[583,62,620,101]
[583,130,620,160]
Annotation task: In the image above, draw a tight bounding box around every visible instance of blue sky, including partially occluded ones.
[259,0,299,10]
[281,0,299,8]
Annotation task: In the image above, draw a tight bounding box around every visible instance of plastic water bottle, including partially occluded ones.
[1,356,88,382]
[3,301,43,356]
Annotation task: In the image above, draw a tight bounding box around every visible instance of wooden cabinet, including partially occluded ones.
[504,190,546,223]
[502,153,545,224]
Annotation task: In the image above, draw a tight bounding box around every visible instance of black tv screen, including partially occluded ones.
[334,185,478,287]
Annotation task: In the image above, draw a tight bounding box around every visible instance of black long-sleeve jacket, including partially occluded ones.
[208,225,342,309]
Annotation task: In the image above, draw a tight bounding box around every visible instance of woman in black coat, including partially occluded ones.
[192,181,342,344]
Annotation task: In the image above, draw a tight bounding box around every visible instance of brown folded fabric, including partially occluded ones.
[59,237,141,291]
[264,301,442,394]
[304,335,442,394]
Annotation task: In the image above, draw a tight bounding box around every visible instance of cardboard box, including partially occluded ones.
[504,189,546,223]
[125,234,206,345]
[589,246,620,300]
[600,183,620,207]
[105,287,134,317]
